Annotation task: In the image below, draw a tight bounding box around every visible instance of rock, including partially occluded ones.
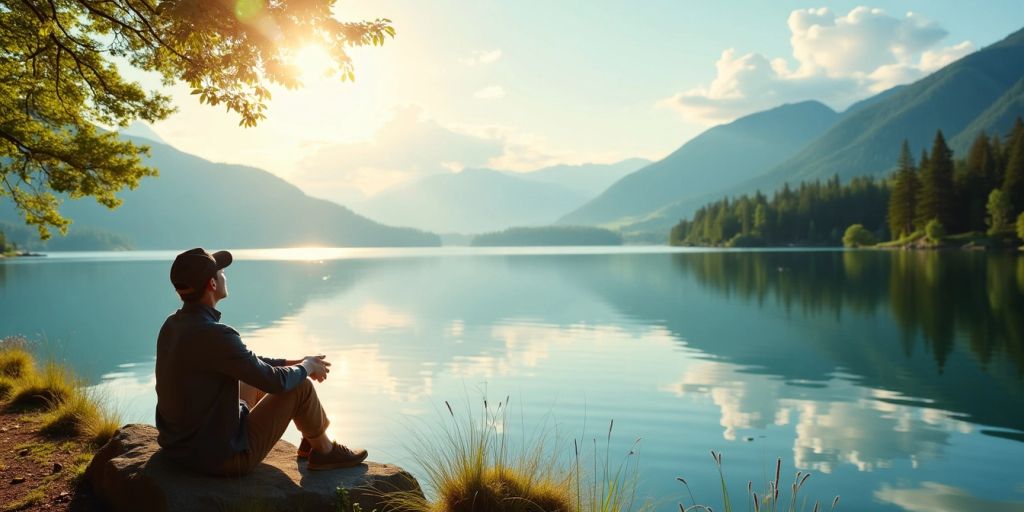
[51,462,63,474]
[11,475,25,484]
[86,424,423,512]
[17,448,28,457]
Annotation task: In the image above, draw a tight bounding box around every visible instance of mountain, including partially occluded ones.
[950,75,1024,152]
[358,168,588,234]
[0,136,440,248]
[517,158,650,197]
[750,27,1024,188]
[119,121,168,145]
[357,159,649,234]
[559,101,839,227]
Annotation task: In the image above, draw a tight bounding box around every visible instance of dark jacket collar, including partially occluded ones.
[181,301,222,322]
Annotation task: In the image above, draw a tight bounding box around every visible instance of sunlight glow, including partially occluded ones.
[293,44,335,83]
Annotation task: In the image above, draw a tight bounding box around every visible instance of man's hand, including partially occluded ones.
[299,355,331,382]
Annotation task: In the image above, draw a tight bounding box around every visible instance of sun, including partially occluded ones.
[293,43,335,83]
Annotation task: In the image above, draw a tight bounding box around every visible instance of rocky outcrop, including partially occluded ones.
[85,424,422,511]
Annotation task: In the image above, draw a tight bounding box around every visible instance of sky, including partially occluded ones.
[131,1,1024,205]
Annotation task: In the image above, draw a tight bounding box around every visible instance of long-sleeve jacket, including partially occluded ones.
[154,301,307,471]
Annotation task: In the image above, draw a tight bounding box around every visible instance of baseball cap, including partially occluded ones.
[170,248,232,300]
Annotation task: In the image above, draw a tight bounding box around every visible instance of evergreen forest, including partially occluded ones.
[670,117,1024,247]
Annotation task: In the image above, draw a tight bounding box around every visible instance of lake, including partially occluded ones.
[2,247,1023,510]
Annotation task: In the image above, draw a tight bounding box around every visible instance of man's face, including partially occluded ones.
[214,269,228,301]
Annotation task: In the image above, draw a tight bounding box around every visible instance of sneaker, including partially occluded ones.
[306,441,368,470]
[297,438,311,459]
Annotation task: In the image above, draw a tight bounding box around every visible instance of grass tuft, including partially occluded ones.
[0,342,32,378]
[382,397,578,512]
[381,397,648,512]
[6,361,76,411]
[37,376,122,446]
[0,376,15,399]
[1,339,122,444]
[40,389,99,437]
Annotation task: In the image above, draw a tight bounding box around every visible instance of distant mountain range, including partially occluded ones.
[356,159,649,234]
[0,136,440,249]
[564,26,1024,235]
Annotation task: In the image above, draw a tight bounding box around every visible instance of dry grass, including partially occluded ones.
[0,338,122,445]
[380,397,648,512]
[0,341,32,378]
[382,397,576,512]
[6,361,77,411]
[0,376,15,400]
[35,374,121,446]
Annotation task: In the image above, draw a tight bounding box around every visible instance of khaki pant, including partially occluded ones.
[214,378,330,476]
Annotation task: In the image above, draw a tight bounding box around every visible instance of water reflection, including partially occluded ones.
[670,251,1024,374]
[3,249,1024,510]
[658,251,1024,438]
[875,482,1024,512]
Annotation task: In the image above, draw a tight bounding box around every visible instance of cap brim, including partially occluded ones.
[212,250,233,269]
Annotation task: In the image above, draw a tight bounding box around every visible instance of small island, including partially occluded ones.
[471,225,624,246]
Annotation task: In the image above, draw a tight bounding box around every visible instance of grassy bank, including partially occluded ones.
[873,229,1021,250]
[0,337,120,511]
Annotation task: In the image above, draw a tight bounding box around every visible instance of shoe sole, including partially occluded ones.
[306,453,368,471]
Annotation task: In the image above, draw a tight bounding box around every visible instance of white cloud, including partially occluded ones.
[474,85,506,99]
[919,40,975,72]
[459,49,503,66]
[661,6,975,125]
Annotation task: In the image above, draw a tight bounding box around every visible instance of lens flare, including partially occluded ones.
[234,0,264,22]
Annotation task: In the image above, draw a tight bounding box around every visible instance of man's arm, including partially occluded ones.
[257,356,288,366]
[206,326,307,393]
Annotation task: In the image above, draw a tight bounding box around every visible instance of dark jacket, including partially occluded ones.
[155,302,307,471]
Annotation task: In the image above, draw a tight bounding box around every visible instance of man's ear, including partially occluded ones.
[207,276,218,292]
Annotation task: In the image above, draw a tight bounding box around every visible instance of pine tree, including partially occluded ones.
[1003,120,1024,215]
[917,130,955,227]
[915,149,933,228]
[991,135,1006,184]
[962,132,996,231]
[888,140,918,239]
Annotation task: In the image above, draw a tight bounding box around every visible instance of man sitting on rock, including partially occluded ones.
[155,248,368,476]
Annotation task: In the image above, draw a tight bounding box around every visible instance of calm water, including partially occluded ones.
[2,247,1023,510]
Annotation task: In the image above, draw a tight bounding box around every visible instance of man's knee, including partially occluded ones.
[295,376,314,397]
[280,377,312,395]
